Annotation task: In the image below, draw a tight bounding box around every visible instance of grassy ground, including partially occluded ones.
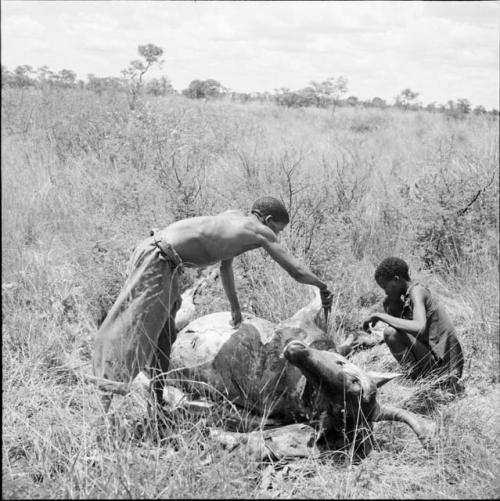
[2,88,499,498]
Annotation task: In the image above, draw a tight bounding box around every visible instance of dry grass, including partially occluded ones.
[2,88,499,499]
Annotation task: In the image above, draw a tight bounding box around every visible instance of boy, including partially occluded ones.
[93,196,333,402]
[362,257,464,387]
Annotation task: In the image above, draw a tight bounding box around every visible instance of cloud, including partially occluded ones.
[423,1,499,28]
[0,1,497,108]
[2,14,46,38]
[1,14,52,61]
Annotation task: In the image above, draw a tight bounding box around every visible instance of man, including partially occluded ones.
[93,196,333,403]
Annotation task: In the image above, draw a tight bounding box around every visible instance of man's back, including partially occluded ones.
[158,210,265,267]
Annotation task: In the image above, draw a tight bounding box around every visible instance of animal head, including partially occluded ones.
[282,340,400,407]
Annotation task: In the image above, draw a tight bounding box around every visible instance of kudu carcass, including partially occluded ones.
[165,282,435,459]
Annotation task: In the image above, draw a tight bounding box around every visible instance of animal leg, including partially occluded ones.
[374,404,436,449]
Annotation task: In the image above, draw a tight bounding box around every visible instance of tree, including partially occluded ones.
[12,65,36,87]
[57,69,77,88]
[202,79,226,98]
[1,65,14,87]
[230,91,251,103]
[121,43,164,109]
[346,95,359,107]
[456,98,471,114]
[87,74,126,95]
[371,97,387,108]
[36,65,54,87]
[145,75,174,96]
[183,79,204,99]
[473,105,487,115]
[395,88,419,109]
[444,100,467,120]
[182,79,225,99]
[295,86,318,107]
[273,77,348,109]
[307,77,348,107]
[425,102,437,112]
[274,89,308,108]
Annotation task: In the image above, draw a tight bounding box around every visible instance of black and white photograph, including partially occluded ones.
[2,1,499,498]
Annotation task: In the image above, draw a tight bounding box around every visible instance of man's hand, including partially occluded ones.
[320,287,333,311]
[230,309,242,329]
[362,314,379,333]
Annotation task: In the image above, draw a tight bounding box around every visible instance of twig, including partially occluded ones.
[457,173,496,216]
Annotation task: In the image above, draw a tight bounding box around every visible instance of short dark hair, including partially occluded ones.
[374,257,411,282]
[251,196,290,224]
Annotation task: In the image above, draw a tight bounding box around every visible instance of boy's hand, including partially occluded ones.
[320,287,333,311]
[362,314,379,332]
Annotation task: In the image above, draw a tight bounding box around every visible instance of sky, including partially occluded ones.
[1,1,499,109]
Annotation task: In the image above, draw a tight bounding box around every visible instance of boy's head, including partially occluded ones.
[251,196,290,234]
[374,257,411,296]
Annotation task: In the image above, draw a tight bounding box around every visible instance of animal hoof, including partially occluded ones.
[418,419,437,451]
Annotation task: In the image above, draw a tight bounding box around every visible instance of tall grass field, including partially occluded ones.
[2,87,499,498]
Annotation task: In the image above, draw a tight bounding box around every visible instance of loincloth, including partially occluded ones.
[150,228,184,274]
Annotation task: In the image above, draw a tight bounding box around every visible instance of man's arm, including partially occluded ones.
[261,238,327,290]
[220,258,242,327]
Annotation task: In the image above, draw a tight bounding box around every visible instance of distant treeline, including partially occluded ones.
[2,63,497,117]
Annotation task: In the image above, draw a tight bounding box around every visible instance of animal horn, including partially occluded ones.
[374,404,436,449]
[366,371,403,388]
[288,287,323,326]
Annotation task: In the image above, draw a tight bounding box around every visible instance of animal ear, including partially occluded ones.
[366,371,402,388]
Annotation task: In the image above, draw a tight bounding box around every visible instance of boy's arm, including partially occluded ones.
[220,258,242,327]
[363,286,427,335]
